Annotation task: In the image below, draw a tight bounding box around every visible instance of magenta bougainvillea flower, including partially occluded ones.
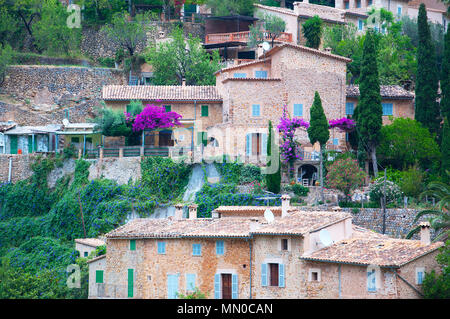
[277,105,310,163]
[132,104,182,132]
[329,118,356,132]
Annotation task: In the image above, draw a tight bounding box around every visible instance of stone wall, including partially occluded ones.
[80,22,205,60]
[88,157,142,185]
[0,154,39,183]
[0,65,126,124]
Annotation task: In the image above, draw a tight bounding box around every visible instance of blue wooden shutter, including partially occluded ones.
[346,102,354,115]
[255,70,267,78]
[246,134,252,156]
[168,274,179,299]
[261,264,268,287]
[216,241,224,255]
[157,242,166,254]
[232,274,238,299]
[186,274,196,291]
[382,103,393,116]
[193,244,201,256]
[367,270,376,292]
[261,133,268,156]
[279,264,285,287]
[233,73,246,78]
[214,274,221,299]
[293,104,303,117]
[252,104,260,116]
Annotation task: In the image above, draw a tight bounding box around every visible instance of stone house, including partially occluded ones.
[346,85,415,125]
[90,197,443,299]
[254,1,369,50]
[3,124,61,154]
[102,85,223,151]
[75,238,106,258]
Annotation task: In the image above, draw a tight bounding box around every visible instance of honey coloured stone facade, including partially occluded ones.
[93,201,443,299]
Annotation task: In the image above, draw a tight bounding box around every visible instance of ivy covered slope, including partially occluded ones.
[0,155,195,298]
[195,159,281,218]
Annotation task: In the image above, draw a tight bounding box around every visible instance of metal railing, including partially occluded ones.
[205,31,293,45]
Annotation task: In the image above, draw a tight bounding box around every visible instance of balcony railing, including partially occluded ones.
[205,31,293,45]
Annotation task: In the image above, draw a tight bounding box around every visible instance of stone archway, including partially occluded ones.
[298,164,318,186]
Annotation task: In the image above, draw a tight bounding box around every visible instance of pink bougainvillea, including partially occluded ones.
[131,104,182,132]
[277,105,310,163]
[329,117,356,132]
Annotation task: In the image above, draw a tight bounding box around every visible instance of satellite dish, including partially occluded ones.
[319,229,333,247]
[264,208,274,223]
[62,118,69,126]
[262,41,270,51]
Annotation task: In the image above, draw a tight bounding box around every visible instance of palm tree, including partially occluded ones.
[406,172,450,241]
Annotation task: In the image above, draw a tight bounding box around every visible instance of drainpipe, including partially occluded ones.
[249,238,253,299]
[8,157,12,183]
[338,264,342,299]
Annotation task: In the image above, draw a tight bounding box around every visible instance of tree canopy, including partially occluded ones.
[145,27,220,86]
[302,15,323,49]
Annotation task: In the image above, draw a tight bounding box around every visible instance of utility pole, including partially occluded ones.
[78,191,87,238]
[382,167,386,234]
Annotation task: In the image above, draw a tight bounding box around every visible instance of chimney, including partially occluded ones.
[174,204,184,220]
[188,204,198,219]
[324,47,332,53]
[419,222,431,245]
[281,194,291,217]
[182,77,186,86]
[250,217,260,232]
[212,210,221,218]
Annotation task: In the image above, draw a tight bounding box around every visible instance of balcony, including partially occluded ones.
[205,31,293,45]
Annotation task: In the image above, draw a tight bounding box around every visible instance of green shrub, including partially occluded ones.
[97,57,115,68]
[291,184,309,197]
[399,166,424,198]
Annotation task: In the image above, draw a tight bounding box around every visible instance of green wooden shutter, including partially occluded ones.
[96,270,104,284]
[10,135,18,154]
[130,239,136,251]
[128,269,134,298]
[164,105,171,112]
[28,136,33,154]
[201,105,209,117]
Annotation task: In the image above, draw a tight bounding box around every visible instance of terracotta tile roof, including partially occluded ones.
[86,254,106,264]
[102,85,222,102]
[75,238,106,247]
[346,85,415,100]
[105,209,352,239]
[214,58,271,75]
[259,43,352,63]
[215,206,282,216]
[301,235,443,268]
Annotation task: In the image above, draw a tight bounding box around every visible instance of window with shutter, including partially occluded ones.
[130,240,136,251]
[293,104,303,117]
[269,263,279,286]
[279,264,285,287]
[233,73,246,78]
[192,244,201,256]
[255,70,268,78]
[216,241,224,255]
[382,103,393,116]
[232,274,238,299]
[96,270,104,284]
[186,274,196,292]
[346,102,354,115]
[128,269,134,298]
[157,242,166,254]
[167,274,179,299]
[164,105,171,112]
[252,104,261,117]
[261,264,268,287]
[201,105,209,117]
[367,269,376,292]
[214,274,221,299]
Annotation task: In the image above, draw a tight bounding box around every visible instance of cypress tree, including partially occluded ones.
[266,120,281,193]
[415,3,440,137]
[356,29,382,177]
[307,91,329,201]
[442,117,450,183]
[441,30,450,121]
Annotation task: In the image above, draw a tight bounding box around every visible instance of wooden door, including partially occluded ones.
[10,135,17,154]
[221,274,232,299]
